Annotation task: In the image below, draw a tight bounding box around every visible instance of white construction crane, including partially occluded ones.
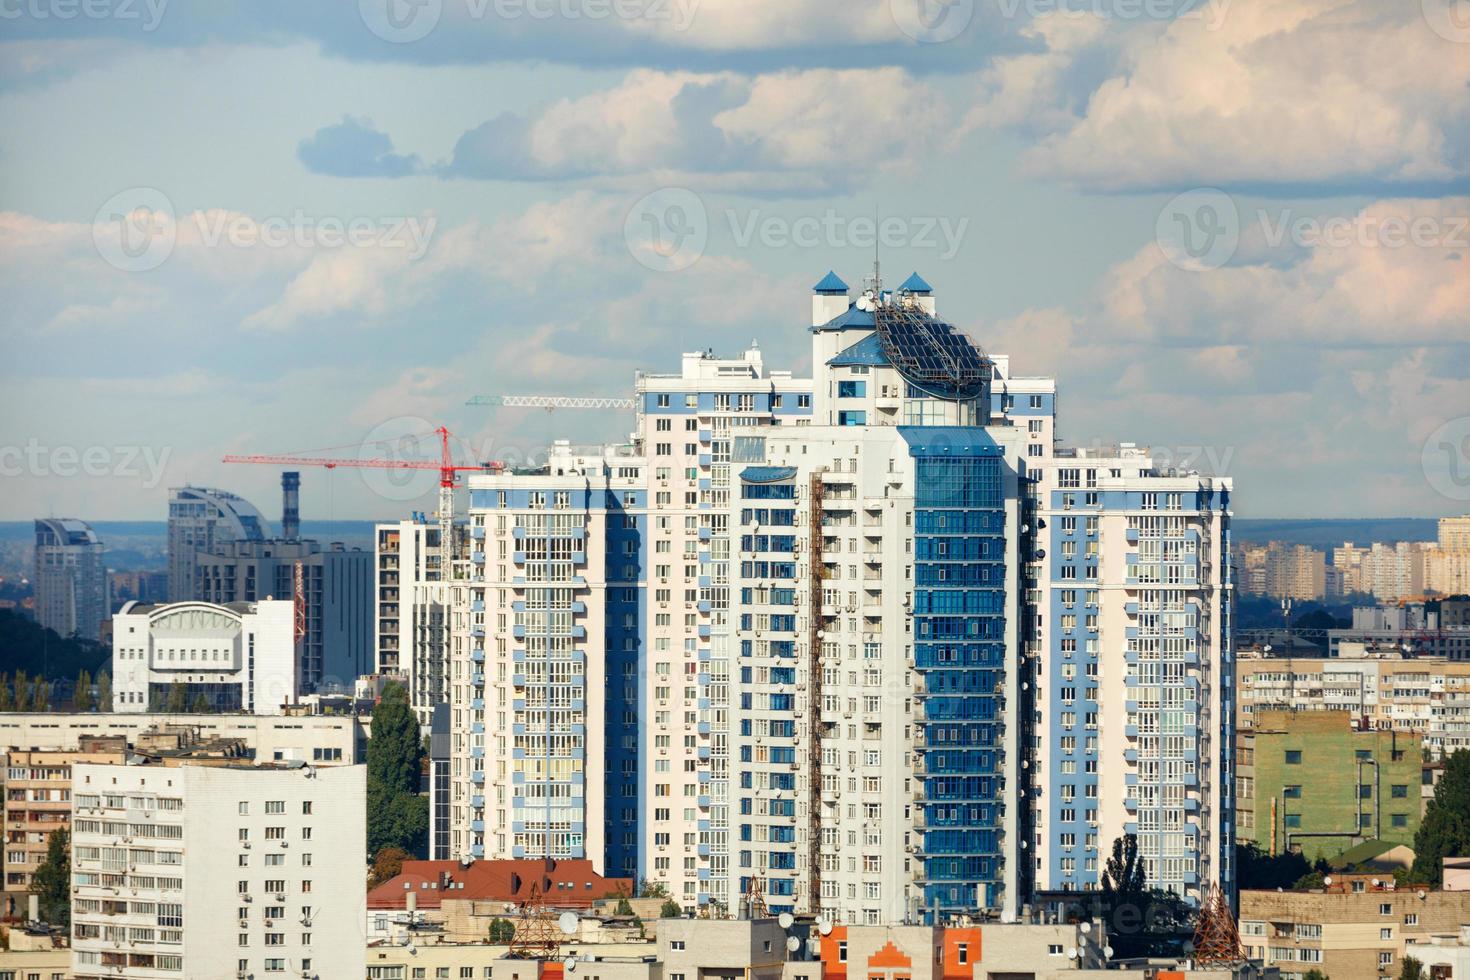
[466,394,637,410]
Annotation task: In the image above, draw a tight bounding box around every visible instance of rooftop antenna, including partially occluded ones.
[864,206,883,300]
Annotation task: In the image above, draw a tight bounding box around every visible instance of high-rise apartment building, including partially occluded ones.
[393,270,1235,923]
[1032,447,1234,906]
[111,599,299,714]
[69,760,365,980]
[32,518,109,642]
[167,486,270,602]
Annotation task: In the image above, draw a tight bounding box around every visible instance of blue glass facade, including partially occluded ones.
[910,445,1010,916]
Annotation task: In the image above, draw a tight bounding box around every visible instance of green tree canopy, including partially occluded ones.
[165,680,187,713]
[659,899,682,918]
[96,671,112,712]
[1400,956,1426,980]
[489,917,516,943]
[368,846,413,888]
[14,668,31,711]
[29,827,71,928]
[1412,750,1470,885]
[366,682,428,858]
[74,669,94,711]
[0,673,13,712]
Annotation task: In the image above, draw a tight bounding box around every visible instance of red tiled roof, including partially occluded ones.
[367,858,631,911]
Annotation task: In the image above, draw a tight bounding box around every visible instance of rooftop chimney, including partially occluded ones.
[281,472,300,542]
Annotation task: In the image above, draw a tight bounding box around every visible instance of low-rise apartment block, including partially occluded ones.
[70,760,365,980]
[1241,877,1470,979]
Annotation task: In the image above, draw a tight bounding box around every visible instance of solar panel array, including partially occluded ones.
[873,302,992,401]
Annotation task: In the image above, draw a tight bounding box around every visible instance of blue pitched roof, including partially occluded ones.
[827,332,890,368]
[809,304,874,333]
[899,271,932,293]
[812,271,849,294]
[740,465,799,484]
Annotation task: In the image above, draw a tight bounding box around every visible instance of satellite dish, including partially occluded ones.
[564,958,578,972]
[1080,922,1091,934]
[1067,948,1078,960]
[787,936,801,952]
[778,912,794,930]
[1104,946,1114,958]
[1322,876,1333,886]
[818,920,834,936]
[559,912,579,935]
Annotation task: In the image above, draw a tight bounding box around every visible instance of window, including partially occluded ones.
[1380,903,1393,915]
[956,943,968,965]
[1391,784,1409,798]
[1392,813,1408,828]
[1285,750,1302,764]
[1283,785,1302,799]
[265,801,285,814]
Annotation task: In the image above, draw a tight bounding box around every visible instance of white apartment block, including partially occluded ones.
[70,761,365,980]
[0,713,364,765]
[112,600,299,715]
[1032,446,1234,906]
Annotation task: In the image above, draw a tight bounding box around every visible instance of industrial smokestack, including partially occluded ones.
[281,471,300,542]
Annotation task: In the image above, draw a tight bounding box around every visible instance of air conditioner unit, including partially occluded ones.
[240,920,249,929]
[265,919,273,927]
[276,893,286,902]
[243,842,251,849]
[280,841,289,848]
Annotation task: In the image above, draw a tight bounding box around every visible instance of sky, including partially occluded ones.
[1,0,1467,523]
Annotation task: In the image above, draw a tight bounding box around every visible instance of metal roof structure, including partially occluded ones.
[874,301,992,401]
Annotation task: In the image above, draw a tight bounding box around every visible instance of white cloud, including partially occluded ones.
[966,0,1470,191]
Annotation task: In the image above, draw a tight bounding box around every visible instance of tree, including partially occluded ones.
[30,676,49,712]
[1237,841,1311,890]
[96,671,112,712]
[0,673,12,712]
[1400,956,1426,980]
[659,899,682,918]
[1303,970,1330,980]
[1100,835,1164,959]
[1412,749,1470,885]
[13,669,31,711]
[615,897,634,917]
[74,669,94,712]
[366,682,427,857]
[29,827,70,928]
[190,692,209,714]
[368,846,412,888]
[488,918,516,943]
[635,877,669,899]
[165,680,187,713]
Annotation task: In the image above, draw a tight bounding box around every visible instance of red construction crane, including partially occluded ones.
[223,426,500,489]
[222,425,503,538]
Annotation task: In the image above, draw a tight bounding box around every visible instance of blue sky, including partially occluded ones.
[2,0,1467,522]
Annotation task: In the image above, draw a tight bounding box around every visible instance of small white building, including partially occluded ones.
[112,600,299,715]
[70,760,366,980]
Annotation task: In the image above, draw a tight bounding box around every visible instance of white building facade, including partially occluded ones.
[70,761,365,980]
[111,600,299,715]
[167,486,270,602]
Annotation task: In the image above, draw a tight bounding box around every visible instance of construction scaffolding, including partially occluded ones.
[807,470,827,916]
[872,302,992,402]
